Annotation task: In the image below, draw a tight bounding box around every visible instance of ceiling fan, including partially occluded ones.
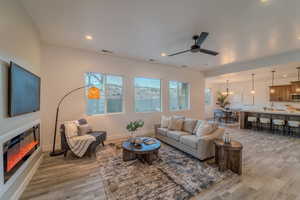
[168,32,219,57]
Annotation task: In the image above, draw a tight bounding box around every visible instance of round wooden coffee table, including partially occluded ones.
[214,139,243,175]
[122,137,161,165]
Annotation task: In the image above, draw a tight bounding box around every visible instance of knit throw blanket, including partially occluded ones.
[64,121,96,157]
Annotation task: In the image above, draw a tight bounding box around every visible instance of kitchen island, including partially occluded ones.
[240,110,300,129]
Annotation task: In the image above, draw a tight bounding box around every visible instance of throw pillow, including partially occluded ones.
[168,117,184,131]
[64,121,79,138]
[192,120,204,134]
[195,121,218,137]
[161,116,170,128]
[183,118,198,133]
[78,124,92,136]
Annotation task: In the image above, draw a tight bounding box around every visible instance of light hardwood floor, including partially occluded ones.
[21,128,300,200]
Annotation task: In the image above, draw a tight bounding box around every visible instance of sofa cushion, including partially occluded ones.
[161,116,171,128]
[168,117,184,131]
[195,122,218,137]
[167,130,190,141]
[183,118,198,133]
[180,135,200,149]
[192,120,204,134]
[157,128,168,136]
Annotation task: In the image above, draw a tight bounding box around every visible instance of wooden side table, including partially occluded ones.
[214,139,243,175]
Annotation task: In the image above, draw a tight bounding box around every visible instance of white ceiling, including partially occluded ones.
[21,0,300,71]
[206,62,300,84]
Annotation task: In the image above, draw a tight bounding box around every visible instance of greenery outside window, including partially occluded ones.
[85,72,123,115]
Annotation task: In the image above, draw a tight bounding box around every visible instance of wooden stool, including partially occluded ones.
[214,139,243,175]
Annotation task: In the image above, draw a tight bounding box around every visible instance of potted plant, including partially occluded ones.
[126,120,144,144]
[216,91,230,109]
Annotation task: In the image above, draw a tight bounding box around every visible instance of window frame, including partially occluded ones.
[134,76,162,113]
[168,80,190,112]
[205,88,212,105]
[85,72,125,116]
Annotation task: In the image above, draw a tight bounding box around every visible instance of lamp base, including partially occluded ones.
[49,151,64,157]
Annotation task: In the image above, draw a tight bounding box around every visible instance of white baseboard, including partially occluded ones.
[10,154,43,200]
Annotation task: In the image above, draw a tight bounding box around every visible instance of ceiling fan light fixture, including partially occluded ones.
[160,52,167,57]
[85,35,93,40]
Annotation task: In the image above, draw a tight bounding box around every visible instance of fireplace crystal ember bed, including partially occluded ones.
[3,124,40,183]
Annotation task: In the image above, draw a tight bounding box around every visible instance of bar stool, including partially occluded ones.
[259,115,271,132]
[287,120,300,137]
[247,116,258,130]
[272,118,286,134]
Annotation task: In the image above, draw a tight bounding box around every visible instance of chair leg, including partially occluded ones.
[102,141,105,146]
[64,150,68,158]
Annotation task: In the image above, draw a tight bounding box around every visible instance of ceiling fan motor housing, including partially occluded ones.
[191,45,200,52]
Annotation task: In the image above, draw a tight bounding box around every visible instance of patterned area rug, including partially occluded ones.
[96,143,235,200]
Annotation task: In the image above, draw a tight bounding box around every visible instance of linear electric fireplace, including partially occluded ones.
[3,124,40,183]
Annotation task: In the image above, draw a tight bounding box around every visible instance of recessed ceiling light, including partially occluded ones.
[297,36,300,40]
[260,0,269,3]
[160,52,167,57]
[85,35,93,40]
[283,74,288,78]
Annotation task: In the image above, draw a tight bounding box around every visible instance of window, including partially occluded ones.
[134,77,161,112]
[169,81,190,111]
[205,88,212,105]
[85,72,123,115]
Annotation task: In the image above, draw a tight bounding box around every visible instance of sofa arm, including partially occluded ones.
[197,128,225,159]
[154,124,161,135]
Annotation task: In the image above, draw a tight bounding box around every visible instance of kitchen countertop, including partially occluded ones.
[241,109,300,116]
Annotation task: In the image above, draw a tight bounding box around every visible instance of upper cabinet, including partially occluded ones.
[269,85,292,102]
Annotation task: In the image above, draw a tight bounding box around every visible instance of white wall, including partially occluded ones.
[205,77,300,118]
[0,0,41,199]
[0,0,41,135]
[41,44,205,151]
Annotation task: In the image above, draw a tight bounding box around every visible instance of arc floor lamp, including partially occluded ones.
[49,74,101,156]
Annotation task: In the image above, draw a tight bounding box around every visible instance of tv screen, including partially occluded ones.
[9,62,40,117]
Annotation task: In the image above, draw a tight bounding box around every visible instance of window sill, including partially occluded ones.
[169,109,190,112]
[87,112,125,116]
[135,111,162,114]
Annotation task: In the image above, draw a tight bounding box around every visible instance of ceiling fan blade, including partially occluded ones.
[199,48,219,56]
[168,49,190,57]
[196,32,209,46]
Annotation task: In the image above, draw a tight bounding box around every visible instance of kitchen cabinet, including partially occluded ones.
[269,85,292,102]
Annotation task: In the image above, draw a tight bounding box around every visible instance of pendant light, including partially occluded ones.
[250,73,255,94]
[251,73,255,105]
[270,70,276,94]
[296,67,300,93]
[222,80,233,96]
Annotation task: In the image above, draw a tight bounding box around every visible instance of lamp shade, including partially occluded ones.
[88,87,100,99]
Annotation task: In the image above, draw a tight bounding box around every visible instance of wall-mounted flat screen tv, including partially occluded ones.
[9,62,41,117]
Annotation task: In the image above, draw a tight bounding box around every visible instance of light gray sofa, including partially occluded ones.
[154,120,224,160]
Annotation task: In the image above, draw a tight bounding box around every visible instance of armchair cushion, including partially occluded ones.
[78,124,92,136]
[64,121,79,138]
